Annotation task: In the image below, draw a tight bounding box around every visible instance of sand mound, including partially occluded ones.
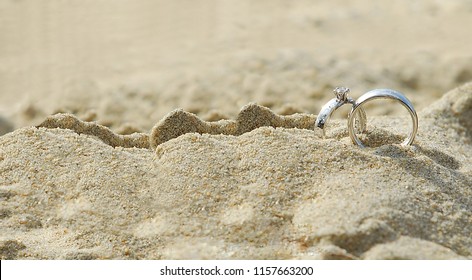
[0,84,471,259]
[38,113,149,149]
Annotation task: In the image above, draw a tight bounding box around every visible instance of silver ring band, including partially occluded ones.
[347,89,418,147]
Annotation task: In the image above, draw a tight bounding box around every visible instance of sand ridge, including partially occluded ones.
[36,103,317,149]
[150,103,317,148]
[38,113,150,149]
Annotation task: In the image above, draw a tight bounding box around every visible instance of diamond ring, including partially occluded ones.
[315,87,367,135]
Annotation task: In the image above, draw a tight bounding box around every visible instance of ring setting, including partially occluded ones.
[315,87,418,147]
[315,87,367,136]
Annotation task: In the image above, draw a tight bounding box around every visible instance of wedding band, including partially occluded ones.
[347,89,418,147]
[315,87,366,134]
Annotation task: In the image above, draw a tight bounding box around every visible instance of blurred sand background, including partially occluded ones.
[1,0,472,131]
[0,0,471,259]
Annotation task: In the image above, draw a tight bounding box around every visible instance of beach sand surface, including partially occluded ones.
[0,0,471,259]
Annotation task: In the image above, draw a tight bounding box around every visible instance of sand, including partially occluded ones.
[0,0,471,259]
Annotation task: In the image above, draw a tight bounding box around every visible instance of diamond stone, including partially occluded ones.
[333,86,350,101]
